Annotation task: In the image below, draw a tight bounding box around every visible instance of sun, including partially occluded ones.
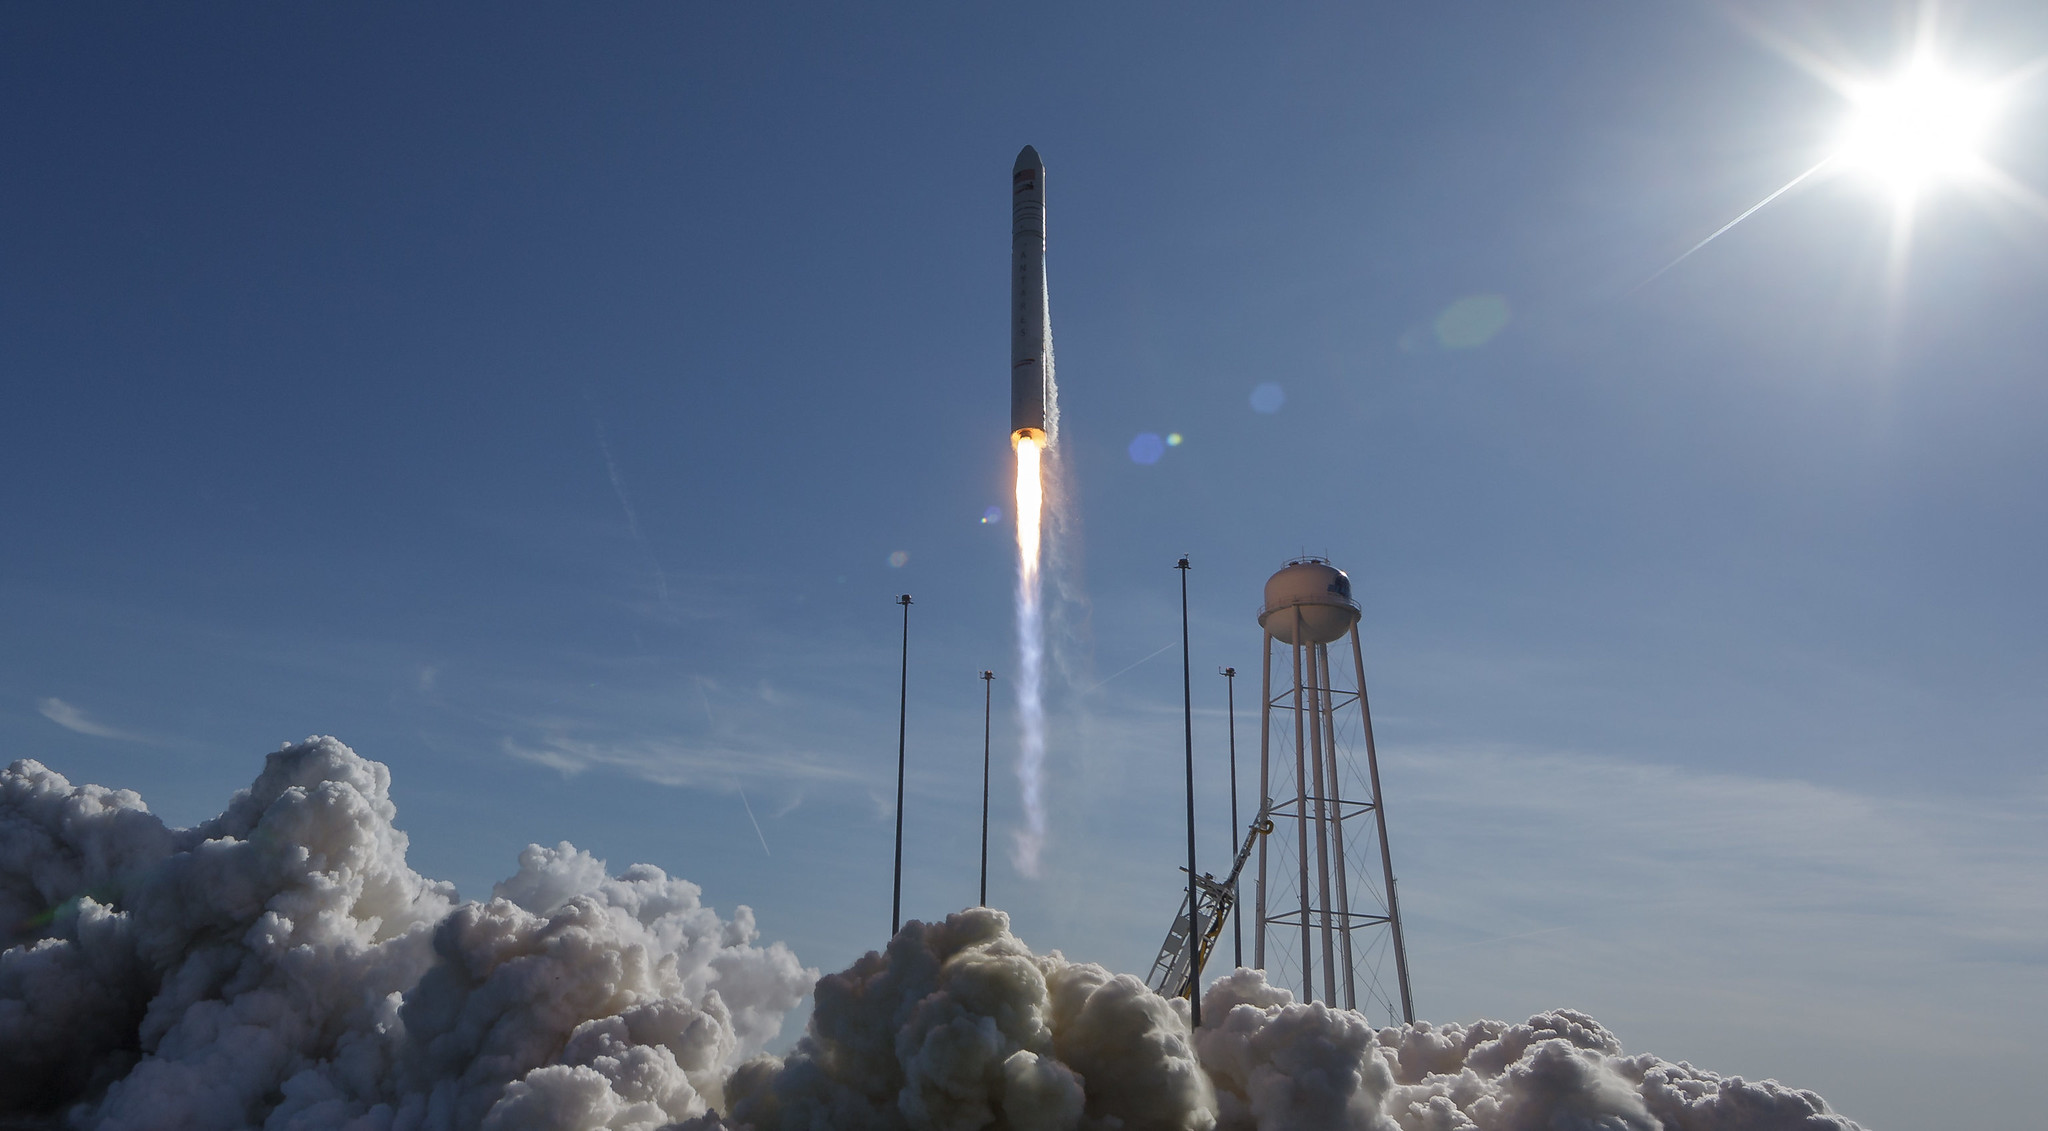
[1833,59,2002,197]
[1641,17,2038,287]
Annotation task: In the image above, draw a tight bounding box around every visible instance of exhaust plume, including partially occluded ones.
[1013,434,1048,877]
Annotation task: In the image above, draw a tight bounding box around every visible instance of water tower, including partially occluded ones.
[1252,558,1414,1022]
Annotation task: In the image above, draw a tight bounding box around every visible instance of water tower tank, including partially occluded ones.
[1258,558,1360,645]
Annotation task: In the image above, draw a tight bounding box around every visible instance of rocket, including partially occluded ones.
[1011,145,1057,448]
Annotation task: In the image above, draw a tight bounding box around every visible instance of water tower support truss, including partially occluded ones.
[1253,591,1414,1025]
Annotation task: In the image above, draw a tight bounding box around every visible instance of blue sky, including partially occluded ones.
[5,3,2046,1126]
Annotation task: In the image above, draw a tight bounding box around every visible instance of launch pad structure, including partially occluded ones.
[1145,814,1271,1001]
[1146,557,1412,1025]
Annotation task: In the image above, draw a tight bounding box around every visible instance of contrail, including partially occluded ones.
[738,785,771,857]
[594,419,673,610]
[1085,640,1178,694]
[698,680,768,855]
[1638,155,1836,289]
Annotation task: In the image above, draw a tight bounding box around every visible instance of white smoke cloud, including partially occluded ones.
[704,910,1863,1131]
[4,744,1863,1131]
[0,737,812,1129]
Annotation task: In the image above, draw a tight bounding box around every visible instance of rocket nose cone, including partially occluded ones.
[1014,145,1042,173]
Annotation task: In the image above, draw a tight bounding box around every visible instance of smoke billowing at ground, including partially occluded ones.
[3,744,1865,1130]
[717,910,1862,1131]
[0,740,811,1130]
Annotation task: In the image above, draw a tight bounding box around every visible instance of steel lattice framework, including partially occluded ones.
[1253,605,1414,1023]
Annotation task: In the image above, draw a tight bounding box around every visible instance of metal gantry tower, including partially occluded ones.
[1252,559,1414,1024]
[1145,815,1270,1002]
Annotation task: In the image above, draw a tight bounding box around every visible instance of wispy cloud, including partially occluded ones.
[1384,743,2048,1018]
[503,732,865,790]
[37,697,150,742]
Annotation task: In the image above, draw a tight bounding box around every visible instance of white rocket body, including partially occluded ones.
[1011,146,1056,447]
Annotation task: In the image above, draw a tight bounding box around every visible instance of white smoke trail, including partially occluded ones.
[1013,434,1047,877]
[1009,226,1062,882]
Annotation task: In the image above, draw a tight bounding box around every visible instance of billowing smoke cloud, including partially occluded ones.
[5,745,1862,1131]
[0,738,811,1129]
[704,909,1863,1131]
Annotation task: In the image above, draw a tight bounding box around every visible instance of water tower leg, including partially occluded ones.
[1352,625,1414,1024]
[1319,640,1358,1012]
[1305,639,1338,1005]
[1291,613,1313,996]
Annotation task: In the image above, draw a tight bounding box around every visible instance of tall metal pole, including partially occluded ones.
[979,669,994,908]
[892,594,912,936]
[1222,666,1241,970]
[1176,557,1200,1028]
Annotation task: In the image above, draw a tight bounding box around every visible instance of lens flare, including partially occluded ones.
[1013,434,1047,876]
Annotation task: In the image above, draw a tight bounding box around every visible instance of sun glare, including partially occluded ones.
[1835,61,2001,195]
[1641,18,2039,288]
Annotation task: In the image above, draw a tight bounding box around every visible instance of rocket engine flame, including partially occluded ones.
[1013,434,1047,876]
[1014,434,1043,574]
